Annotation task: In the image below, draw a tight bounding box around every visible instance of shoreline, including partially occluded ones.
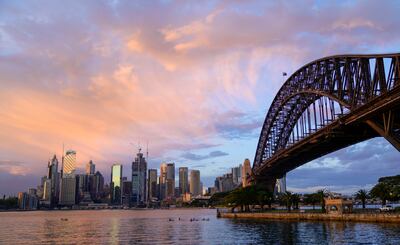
[218,211,400,223]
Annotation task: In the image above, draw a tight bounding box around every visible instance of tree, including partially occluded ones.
[257,190,274,210]
[281,191,293,211]
[304,193,318,209]
[354,189,369,209]
[316,189,327,212]
[291,193,300,210]
[370,182,391,206]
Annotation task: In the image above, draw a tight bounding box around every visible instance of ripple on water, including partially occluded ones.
[1,209,400,244]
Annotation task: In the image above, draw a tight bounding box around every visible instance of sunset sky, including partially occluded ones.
[1,0,400,196]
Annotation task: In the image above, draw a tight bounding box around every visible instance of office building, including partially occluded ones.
[86,160,95,175]
[18,192,38,210]
[215,173,235,192]
[179,167,189,195]
[111,164,123,204]
[59,173,77,206]
[190,170,201,197]
[242,159,252,187]
[148,169,158,201]
[159,163,167,200]
[63,150,76,174]
[132,149,147,206]
[166,163,175,198]
[231,164,242,185]
[122,178,132,206]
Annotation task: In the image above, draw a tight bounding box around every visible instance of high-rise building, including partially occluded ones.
[189,170,201,197]
[86,160,95,175]
[111,164,123,204]
[18,192,38,210]
[242,159,252,187]
[90,171,104,201]
[132,150,147,206]
[215,173,235,192]
[43,155,59,206]
[63,150,76,174]
[231,164,242,186]
[275,174,287,194]
[148,169,158,202]
[179,167,189,195]
[122,178,132,206]
[59,173,76,206]
[159,163,167,200]
[166,163,175,199]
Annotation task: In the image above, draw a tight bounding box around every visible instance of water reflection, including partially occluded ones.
[1,209,400,244]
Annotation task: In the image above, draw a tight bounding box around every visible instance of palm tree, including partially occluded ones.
[355,189,369,209]
[304,193,318,209]
[281,191,293,211]
[316,189,327,212]
[257,190,274,210]
[370,182,391,206]
[291,193,301,210]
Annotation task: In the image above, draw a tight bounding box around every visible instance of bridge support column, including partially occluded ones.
[366,115,400,151]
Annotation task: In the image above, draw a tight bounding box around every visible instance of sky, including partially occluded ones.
[0,0,400,196]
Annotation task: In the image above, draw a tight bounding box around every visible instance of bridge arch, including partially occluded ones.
[253,54,400,176]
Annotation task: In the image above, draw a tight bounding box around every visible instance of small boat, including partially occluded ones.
[60,218,68,221]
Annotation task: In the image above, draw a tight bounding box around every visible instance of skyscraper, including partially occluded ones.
[148,169,158,201]
[43,155,59,206]
[189,170,201,197]
[179,167,189,195]
[231,164,242,186]
[166,163,175,198]
[86,160,95,175]
[132,150,147,206]
[111,164,122,204]
[59,173,76,206]
[63,150,76,174]
[159,163,167,200]
[242,159,252,187]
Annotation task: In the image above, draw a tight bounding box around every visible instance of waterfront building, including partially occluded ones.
[90,171,104,201]
[215,173,235,192]
[111,164,123,204]
[189,170,201,197]
[179,167,189,195]
[242,159,252,187]
[59,173,77,206]
[86,160,95,175]
[18,192,38,210]
[132,149,147,206]
[166,163,175,198]
[231,164,242,186]
[42,155,60,206]
[159,163,167,200]
[122,178,132,206]
[63,150,76,174]
[148,169,158,202]
[275,174,286,194]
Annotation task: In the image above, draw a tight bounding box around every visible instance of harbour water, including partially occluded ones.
[1,209,400,244]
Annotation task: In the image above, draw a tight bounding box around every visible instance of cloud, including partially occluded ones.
[181,150,229,161]
[0,160,27,176]
[1,0,400,193]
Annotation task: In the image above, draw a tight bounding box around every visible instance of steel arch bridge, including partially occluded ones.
[252,53,400,190]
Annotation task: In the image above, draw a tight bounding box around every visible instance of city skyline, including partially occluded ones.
[1,0,400,196]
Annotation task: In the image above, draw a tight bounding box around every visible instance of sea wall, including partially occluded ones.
[218,212,400,223]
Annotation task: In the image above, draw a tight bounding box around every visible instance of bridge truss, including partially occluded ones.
[253,54,400,187]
